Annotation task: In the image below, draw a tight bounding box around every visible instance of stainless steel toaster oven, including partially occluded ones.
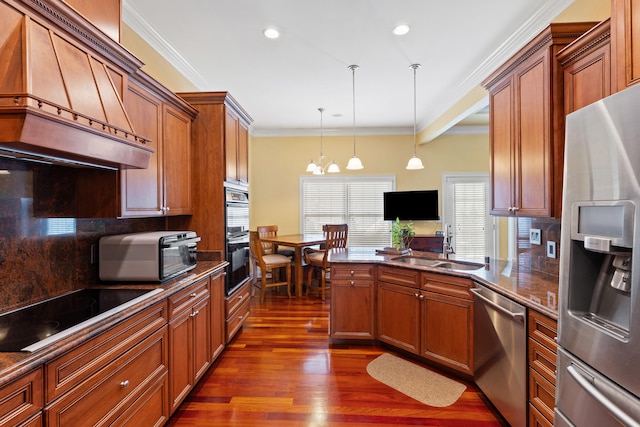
[99,231,200,282]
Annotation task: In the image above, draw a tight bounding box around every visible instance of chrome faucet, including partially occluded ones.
[442,224,455,259]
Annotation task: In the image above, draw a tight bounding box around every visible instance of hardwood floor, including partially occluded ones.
[167,289,508,426]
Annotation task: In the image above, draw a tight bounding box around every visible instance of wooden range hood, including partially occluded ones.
[0,0,153,170]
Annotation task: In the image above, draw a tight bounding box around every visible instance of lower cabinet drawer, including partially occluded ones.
[45,325,168,427]
[45,302,167,402]
[529,366,555,424]
[528,337,557,385]
[529,402,553,427]
[0,368,43,427]
[226,296,250,343]
[112,371,169,427]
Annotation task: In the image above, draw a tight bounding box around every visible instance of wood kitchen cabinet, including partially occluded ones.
[172,92,253,252]
[0,368,43,427]
[420,272,474,376]
[44,302,169,427]
[376,266,421,354]
[225,108,250,184]
[376,265,474,376]
[612,0,640,91]
[76,71,197,218]
[483,23,596,219]
[528,310,557,427]
[329,264,376,342]
[210,269,226,362]
[559,19,611,115]
[168,276,211,413]
[225,280,251,343]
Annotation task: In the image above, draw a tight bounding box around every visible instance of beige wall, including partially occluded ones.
[249,132,490,236]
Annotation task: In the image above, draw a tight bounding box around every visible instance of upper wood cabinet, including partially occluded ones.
[225,109,250,184]
[482,23,597,218]
[612,0,640,91]
[76,71,197,218]
[174,92,253,251]
[558,19,612,115]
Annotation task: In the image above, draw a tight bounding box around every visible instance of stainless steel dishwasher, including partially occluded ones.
[471,283,527,427]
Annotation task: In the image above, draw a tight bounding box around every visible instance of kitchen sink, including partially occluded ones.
[391,256,485,271]
[0,288,163,352]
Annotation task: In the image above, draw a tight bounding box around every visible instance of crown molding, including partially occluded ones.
[423,0,574,127]
[251,126,414,138]
[122,0,210,89]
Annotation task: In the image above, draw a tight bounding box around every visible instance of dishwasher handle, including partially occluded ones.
[470,288,525,323]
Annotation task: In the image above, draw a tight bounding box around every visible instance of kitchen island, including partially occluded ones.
[328,247,558,318]
[327,247,559,427]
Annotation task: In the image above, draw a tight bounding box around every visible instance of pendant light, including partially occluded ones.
[406,63,425,170]
[306,107,339,175]
[346,64,364,170]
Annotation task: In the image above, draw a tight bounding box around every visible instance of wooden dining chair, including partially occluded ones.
[250,231,292,302]
[257,225,295,258]
[303,224,348,301]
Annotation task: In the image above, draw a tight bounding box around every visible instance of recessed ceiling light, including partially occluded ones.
[393,24,410,36]
[263,28,280,39]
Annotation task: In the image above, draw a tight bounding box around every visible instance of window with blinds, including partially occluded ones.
[300,176,394,247]
[443,174,494,260]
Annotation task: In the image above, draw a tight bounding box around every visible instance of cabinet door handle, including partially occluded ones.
[190,293,197,298]
[350,270,355,276]
[350,281,355,286]
[419,294,424,300]
[414,293,419,298]
[191,310,200,317]
[120,380,130,388]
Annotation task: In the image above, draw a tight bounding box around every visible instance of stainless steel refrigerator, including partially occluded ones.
[557,83,640,426]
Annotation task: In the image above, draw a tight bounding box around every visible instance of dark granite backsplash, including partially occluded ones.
[517,216,561,278]
[0,158,167,314]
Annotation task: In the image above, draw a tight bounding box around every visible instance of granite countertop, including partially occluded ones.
[0,260,227,386]
[328,248,559,319]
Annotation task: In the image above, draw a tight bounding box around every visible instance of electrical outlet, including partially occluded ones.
[529,229,541,245]
[547,241,556,258]
[547,291,557,308]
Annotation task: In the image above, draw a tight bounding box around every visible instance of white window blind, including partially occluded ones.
[301,176,394,247]
[443,174,494,260]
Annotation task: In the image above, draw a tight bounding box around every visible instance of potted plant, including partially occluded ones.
[391,218,415,250]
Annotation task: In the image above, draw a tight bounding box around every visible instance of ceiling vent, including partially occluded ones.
[0,0,153,169]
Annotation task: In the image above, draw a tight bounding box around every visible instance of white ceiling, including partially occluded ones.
[123,0,573,137]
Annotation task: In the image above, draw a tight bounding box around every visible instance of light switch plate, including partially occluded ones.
[529,229,541,245]
[547,241,556,258]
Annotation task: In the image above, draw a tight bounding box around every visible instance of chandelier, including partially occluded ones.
[306,107,340,175]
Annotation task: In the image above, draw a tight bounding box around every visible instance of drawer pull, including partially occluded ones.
[190,293,197,298]
[191,310,200,317]
[238,295,243,300]
[350,281,355,286]
[350,270,355,275]
[120,380,130,388]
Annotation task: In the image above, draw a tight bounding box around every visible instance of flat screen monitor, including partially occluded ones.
[383,190,439,221]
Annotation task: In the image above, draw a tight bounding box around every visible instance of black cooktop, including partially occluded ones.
[0,288,153,352]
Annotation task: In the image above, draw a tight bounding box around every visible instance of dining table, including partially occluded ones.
[259,233,326,297]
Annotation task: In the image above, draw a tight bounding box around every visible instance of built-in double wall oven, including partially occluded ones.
[225,184,250,296]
